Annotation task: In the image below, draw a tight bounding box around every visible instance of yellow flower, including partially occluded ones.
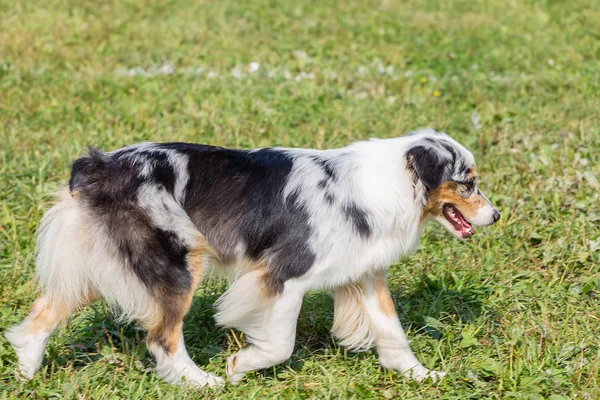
[433,90,440,97]
[420,77,427,83]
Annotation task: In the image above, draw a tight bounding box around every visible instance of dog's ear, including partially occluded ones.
[406,145,451,190]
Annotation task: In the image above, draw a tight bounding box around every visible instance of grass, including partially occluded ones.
[1,0,599,398]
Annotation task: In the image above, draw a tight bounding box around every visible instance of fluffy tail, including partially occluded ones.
[4,189,93,379]
[34,189,94,310]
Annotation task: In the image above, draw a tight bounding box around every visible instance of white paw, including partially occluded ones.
[162,368,225,388]
[403,365,446,382]
[225,354,245,385]
[5,325,50,380]
[185,371,225,388]
[209,373,226,387]
[155,353,225,388]
[227,372,245,386]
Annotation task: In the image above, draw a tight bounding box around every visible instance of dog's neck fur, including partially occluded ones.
[343,136,428,222]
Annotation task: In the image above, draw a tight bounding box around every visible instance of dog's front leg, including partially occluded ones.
[366,271,446,382]
[334,272,446,382]
[218,275,305,385]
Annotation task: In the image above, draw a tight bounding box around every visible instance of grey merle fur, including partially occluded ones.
[69,144,319,295]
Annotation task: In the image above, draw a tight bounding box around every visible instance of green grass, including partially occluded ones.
[1,0,599,398]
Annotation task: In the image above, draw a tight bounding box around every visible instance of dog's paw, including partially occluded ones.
[181,371,225,388]
[201,373,226,388]
[225,354,246,385]
[156,356,225,389]
[403,365,446,383]
[4,325,48,380]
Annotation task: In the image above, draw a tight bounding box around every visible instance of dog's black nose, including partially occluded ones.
[492,209,501,223]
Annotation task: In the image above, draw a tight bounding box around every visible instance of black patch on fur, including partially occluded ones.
[439,142,458,164]
[406,144,451,190]
[343,203,371,238]
[159,143,317,292]
[148,152,177,194]
[324,192,335,204]
[70,143,318,295]
[265,188,316,292]
[70,147,146,202]
[312,156,339,205]
[69,147,192,295]
[311,156,336,181]
[118,227,191,292]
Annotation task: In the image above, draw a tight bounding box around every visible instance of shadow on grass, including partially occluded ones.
[39,274,488,378]
[39,292,227,374]
[393,273,487,333]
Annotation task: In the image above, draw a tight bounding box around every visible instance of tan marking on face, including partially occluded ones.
[423,180,486,221]
[468,167,477,180]
[372,273,396,317]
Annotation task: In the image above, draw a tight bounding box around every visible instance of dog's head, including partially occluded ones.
[406,129,500,239]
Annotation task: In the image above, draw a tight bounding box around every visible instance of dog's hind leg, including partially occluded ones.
[5,191,97,379]
[333,271,446,382]
[215,271,305,384]
[142,237,224,388]
[145,306,224,388]
[5,292,96,379]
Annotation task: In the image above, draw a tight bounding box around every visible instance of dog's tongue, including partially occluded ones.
[446,206,474,238]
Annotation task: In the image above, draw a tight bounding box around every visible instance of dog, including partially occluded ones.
[5,128,500,387]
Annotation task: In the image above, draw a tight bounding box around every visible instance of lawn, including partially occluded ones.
[1,0,599,398]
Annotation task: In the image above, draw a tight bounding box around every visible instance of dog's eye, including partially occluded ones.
[455,179,476,193]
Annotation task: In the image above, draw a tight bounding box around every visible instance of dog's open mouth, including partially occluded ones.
[443,204,474,238]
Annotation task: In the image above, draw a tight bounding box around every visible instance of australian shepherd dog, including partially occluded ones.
[6,128,500,387]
